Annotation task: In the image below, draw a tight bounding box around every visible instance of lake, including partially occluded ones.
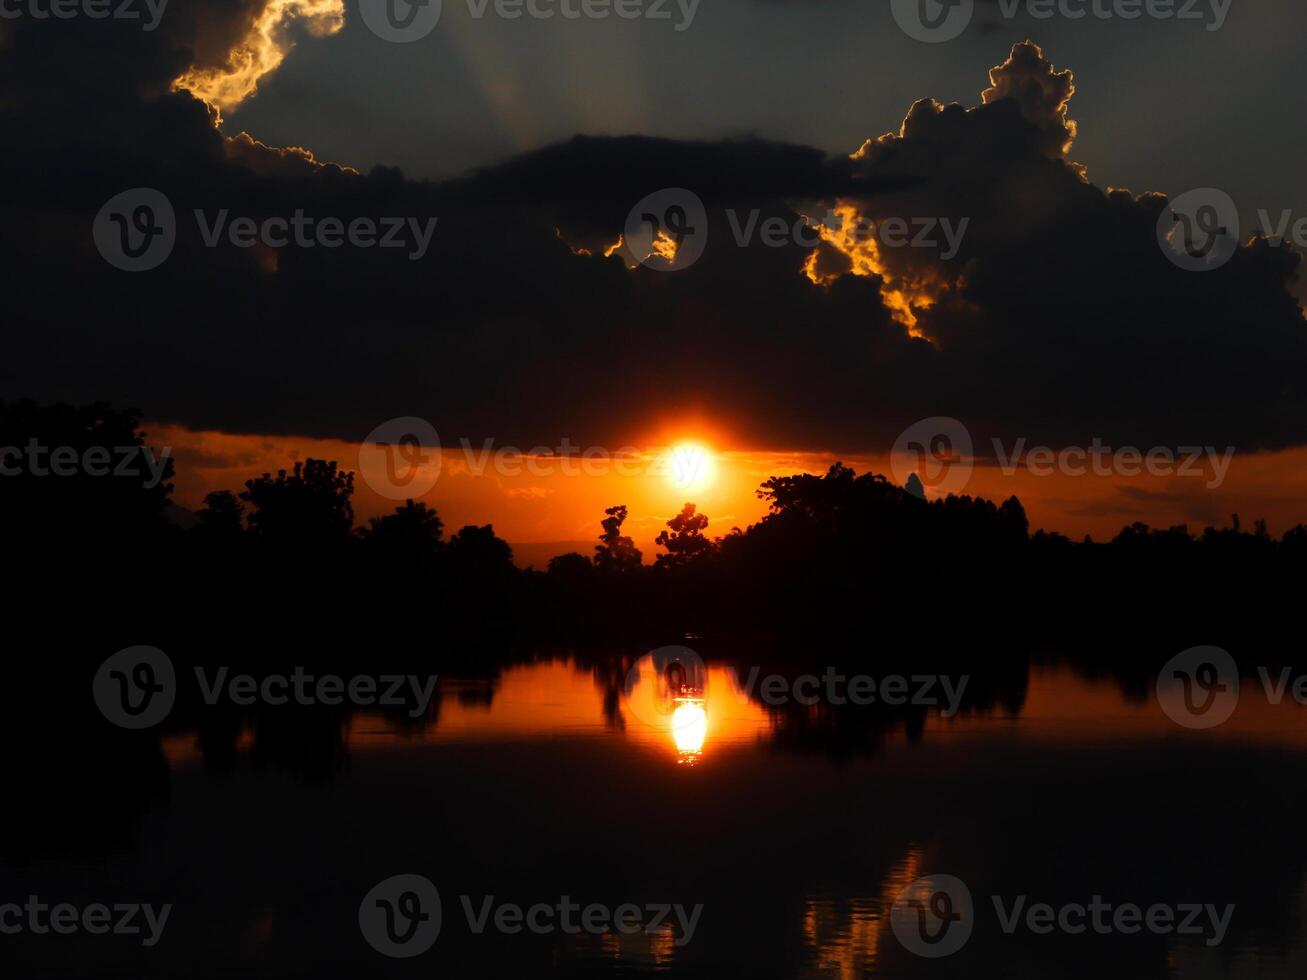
[4,654,1306,978]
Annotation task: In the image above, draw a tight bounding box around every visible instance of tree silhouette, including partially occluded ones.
[1282,523,1307,557]
[194,490,245,539]
[594,504,643,571]
[359,500,445,578]
[655,503,714,567]
[240,459,354,548]
[361,500,443,549]
[547,552,593,579]
[0,399,174,552]
[448,524,514,577]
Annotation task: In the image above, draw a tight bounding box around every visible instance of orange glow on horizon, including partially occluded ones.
[145,421,1307,568]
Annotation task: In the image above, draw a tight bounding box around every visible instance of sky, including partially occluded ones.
[4,0,1307,558]
[224,0,1307,230]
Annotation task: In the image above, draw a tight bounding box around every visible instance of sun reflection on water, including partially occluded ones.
[617,652,770,765]
[670,699,707,764]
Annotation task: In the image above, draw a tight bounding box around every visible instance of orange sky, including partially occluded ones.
[148,421,1307,567]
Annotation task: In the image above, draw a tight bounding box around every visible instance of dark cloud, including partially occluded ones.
[1,18,1304,455]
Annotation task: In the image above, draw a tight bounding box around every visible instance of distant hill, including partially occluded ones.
[509,541,594,570]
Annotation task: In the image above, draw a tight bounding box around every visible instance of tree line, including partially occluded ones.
[3,400,1302,658]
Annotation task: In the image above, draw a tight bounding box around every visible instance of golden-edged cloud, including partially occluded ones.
[172,0,345,116]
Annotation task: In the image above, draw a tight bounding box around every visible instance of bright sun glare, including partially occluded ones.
[670,701,707,756]
[662,442,716,493]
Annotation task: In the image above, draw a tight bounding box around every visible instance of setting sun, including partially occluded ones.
[661,442,716,493]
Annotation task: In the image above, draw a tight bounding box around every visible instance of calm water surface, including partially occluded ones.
[6,658,1307,978]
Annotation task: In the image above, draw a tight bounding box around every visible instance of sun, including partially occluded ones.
[660,442,716,493]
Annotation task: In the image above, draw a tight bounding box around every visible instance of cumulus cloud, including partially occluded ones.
[224,131,356,177]
[1,25,1304,457]
[980,39,1078,160]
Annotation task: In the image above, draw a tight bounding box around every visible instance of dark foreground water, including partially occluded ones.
[4,656,1307,978]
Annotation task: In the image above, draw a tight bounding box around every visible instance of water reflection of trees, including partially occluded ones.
[722,644,1031,762]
